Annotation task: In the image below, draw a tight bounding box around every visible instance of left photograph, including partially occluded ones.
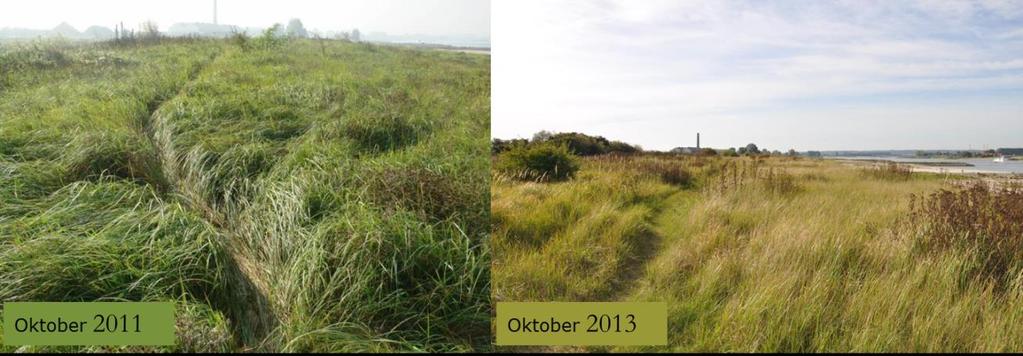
[0,0,491,352]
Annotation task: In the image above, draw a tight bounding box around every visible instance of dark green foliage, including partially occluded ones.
[491,138,528,155]
[496,144,580,182]
[496,131,640,156]
[609,140,642,155]
[342,113,424,153]
[738,143,760,155]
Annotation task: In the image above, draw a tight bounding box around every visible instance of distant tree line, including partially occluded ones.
[492,131,642,156]
[914,149,1007,159]
[493,131,824,159]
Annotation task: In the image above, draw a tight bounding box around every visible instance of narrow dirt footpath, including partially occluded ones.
[134,49,276,350]
[611,190,698,301]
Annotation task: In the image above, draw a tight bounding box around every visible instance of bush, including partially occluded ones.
[862,162,912,181]
[608,140,641,155]
[495,144,579,182]
[910,182,1023,280]
[230,31,251,51]
[491,138,528,155]
[636,160,692,187]
[761,170,800,195]
[254,24,286,50]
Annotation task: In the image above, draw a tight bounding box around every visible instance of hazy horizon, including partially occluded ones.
[0,0,490,39]
[493,0,1023,152]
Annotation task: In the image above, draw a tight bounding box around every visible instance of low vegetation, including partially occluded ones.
[910,181,1023,282]
[494,144,579,182]
[0,36,490,352]
[493,133,1023,352]
[861,161,913,181]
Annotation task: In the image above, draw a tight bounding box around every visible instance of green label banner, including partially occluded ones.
[495,302,666,346]
[2,302,175,346]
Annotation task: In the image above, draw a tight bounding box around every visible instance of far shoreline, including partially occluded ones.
[833,158,1022,176]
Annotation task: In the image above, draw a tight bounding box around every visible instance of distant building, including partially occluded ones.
[671,132,701,154]
[997,148,1023,155]
[670,147,700,155]
[166,23,237,37]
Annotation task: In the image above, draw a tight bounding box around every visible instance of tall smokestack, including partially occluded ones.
[214,0,218,25]
[697,133,700,149]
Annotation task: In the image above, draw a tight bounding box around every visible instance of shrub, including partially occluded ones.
[230,31,251,51]
[495,144,579,182]
[254,24,286,50]
[608,140,641,155]
[636,160,692,187]
[761,169,800,195]
[862,162,912,181]
[491,138,528,155]
[910,181,1023,280]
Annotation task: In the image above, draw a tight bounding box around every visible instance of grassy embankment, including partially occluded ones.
[0,37,490,352]
[493,153,1023,352]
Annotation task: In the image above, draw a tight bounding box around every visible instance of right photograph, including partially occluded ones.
[491,0,1023,352]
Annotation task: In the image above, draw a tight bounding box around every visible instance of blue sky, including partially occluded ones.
[493,0,1023,151]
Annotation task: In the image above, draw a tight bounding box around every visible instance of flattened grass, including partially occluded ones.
[1,38,490,352]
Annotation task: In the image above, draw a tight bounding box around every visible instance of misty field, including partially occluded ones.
[0,36,490,352]
[493,153,1023,352]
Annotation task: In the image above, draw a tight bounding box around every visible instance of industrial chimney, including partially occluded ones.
[697,133,700,149]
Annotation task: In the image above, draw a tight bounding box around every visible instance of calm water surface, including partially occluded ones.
[828,156,1023,174]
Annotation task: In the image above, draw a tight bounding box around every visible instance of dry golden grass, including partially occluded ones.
[493,154,1023,352]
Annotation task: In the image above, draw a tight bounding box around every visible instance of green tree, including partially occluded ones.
[743,143,760,155]
[286,18,308,38]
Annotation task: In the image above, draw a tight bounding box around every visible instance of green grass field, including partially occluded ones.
[0,36,490,352]
[493,153,1023,352]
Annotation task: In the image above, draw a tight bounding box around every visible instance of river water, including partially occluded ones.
[827,156,1023,174]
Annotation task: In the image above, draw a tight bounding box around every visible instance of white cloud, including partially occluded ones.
[493,0,1023,150]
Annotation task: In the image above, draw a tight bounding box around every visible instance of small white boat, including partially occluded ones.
[994,155,1007,163]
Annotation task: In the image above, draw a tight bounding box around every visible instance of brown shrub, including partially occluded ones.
[761,168,800,195]
[910,181,1023,279]
[635,159,693,187]
[862,162,912,181]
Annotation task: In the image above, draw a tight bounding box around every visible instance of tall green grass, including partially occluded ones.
[1,37,490,352]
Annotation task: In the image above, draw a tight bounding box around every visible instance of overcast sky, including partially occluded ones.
[0,0,490,37]
[493,0,1023,151]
